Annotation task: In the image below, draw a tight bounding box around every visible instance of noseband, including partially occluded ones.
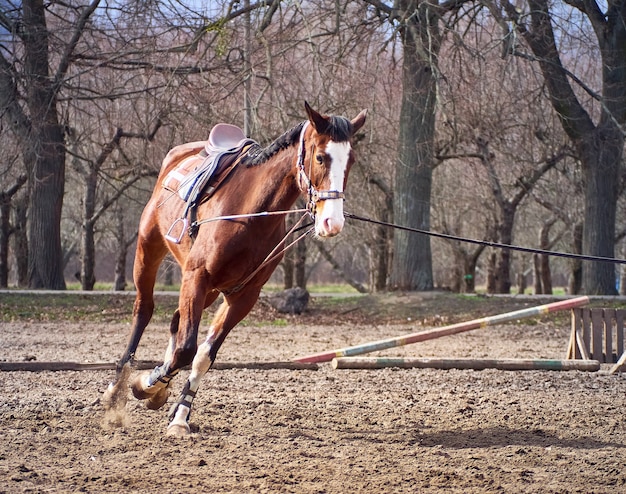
[296,122,345,216]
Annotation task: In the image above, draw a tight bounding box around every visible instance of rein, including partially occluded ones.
[192,208,309,227]
[192,208,313,295]
[345,212,626,265]
[223,212,314,295]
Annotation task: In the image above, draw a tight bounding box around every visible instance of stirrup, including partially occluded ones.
[165,217,188,244]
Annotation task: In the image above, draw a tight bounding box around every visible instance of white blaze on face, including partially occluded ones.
[316,141,351,237]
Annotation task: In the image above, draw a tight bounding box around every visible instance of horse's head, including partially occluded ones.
[298,102,367,237]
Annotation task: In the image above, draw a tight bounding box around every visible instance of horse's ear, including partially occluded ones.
[304,101,329,134]
[351,109,367,135]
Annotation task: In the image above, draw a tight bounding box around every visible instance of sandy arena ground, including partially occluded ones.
[1,293,625,493]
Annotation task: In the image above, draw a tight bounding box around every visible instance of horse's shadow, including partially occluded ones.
[417,426,624,451]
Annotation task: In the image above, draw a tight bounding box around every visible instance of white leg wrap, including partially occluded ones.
[163,335,176,364]
[166,331,220,435]
[167,404,191,434]
[189,340,213,385]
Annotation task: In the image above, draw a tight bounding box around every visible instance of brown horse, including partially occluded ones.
[103,102,367,435]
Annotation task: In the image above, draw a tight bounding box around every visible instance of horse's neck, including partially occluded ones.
[233,145,301,214]
[266,147,301,210]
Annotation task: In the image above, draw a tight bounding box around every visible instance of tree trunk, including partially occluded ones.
[579,127,620,294]
[24,0,66,289]
[621,243,626,296]
[27,128,66,289]
[533,254,542,295]
[462,255,479,294]
[367,173,393,292]
[80,168,98,291]
[282,252,294,289]
[282,214,296,289]
[166,259,178,286]
[517,270,527,295]
[511,0,625,294]
[463,267,476,293]
[494,206,514,294]
[0,176,26,287]
[0,201,10,287]
[81,220,96,291]
[369,209,392,292]
[12,194,29,287]
[369,225,389,292]
[294,239,307,289]
[114,208,128,291]
[390,3,440,291]
[487,251,497,294]
[538,223,553,294]
[568,222,583,295]
[450,243,482,294]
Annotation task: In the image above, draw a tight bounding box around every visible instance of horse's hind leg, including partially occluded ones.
[167,286,262,436]
[131,309,180,410]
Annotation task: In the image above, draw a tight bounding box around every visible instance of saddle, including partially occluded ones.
[163,123,258,244]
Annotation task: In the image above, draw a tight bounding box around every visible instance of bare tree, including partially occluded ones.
[68,122,161,290]
[0,173,26,287]
[0,1,101,288]
[492,0,625,294]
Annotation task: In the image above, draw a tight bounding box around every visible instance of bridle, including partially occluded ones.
[190,120,352,295]
[296,121,346,217]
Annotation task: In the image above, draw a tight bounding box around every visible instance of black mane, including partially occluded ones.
[243,115,354,167]
[243,122,306,167]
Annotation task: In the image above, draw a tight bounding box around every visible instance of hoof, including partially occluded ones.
[130,372,152,400]
[166,422,191,436]
[102,362,131,412]
[130,372,169,402]
[146,387,170,410]
[102,380,128,411]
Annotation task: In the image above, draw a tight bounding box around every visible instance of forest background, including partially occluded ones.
[1,0,625,296]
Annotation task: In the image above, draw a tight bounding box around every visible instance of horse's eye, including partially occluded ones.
[315,154,324,164]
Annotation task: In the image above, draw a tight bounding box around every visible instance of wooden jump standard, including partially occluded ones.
[566,307,626,374]
[294,296,590,364]
[332,357,600,372]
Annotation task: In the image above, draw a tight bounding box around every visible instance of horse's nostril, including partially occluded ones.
[321,217,343,236]
[326,218,339,233]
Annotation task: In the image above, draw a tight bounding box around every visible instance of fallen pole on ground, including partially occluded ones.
[294,296,590,364]
[331,357,600,372]
[0,360,318,372]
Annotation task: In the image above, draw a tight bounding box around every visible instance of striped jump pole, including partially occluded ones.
[294,296,590,364]
[331,357,600,372]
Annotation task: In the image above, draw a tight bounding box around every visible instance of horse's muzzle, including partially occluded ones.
[316,214,345,237]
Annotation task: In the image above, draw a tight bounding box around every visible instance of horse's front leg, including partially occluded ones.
[131,290,219,410]
[167,286,262,436]
[130,309,181,410]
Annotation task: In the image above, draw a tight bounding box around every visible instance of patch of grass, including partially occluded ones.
[65,282,181,292]
[3,289,625,328]
[0,292,181,324]
[240,317,289,327]
[261,283,360,294]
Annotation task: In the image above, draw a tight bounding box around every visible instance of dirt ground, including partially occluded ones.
[1,292,626,493]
